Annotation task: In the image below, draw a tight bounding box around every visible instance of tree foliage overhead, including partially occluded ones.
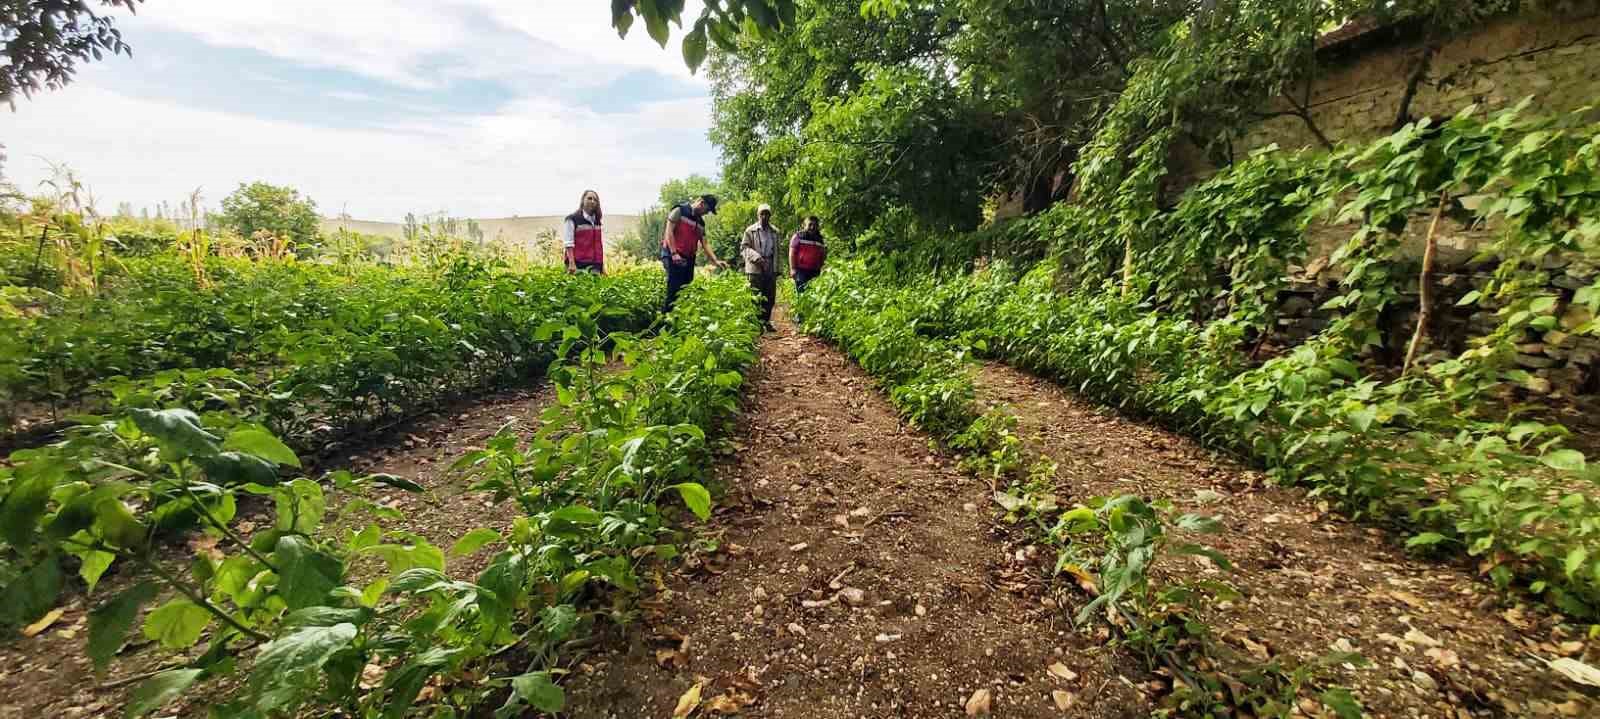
[687,0,1525,259]
[1,0,144,104]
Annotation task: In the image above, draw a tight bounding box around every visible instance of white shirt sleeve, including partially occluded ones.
[562,218,576,249]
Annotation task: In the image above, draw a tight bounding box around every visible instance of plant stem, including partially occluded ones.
[134,552,270,642]
[1403,192,1449,375]
[180,483,280,573]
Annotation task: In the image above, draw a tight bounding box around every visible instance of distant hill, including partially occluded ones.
[320,214,641,248]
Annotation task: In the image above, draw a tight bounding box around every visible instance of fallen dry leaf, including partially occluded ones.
[1051,690,1076,710]
[1046,662,1078,682]
[1549,657,1600,688]
[704,691,757,715]
[673,681,704,718]
[1404,627,1442,648]
[964,688,992,716]
[21,608,64,637]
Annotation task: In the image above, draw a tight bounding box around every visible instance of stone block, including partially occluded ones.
[1516,353,1559,369]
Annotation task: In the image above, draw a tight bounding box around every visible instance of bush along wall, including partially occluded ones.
[845,103,1600,616]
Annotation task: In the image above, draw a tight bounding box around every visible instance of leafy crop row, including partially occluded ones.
[792,269,1363,716]
[1,253,660,444]
[0,272,758,717]
[819,104,1600,616]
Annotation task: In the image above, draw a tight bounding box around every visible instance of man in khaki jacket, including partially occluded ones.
[740,204,780,332]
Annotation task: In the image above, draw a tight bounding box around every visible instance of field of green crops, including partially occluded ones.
[0,213,761,716]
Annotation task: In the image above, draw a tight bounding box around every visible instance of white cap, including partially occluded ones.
[757,203,773,214]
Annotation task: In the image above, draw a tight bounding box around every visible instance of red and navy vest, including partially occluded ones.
[668,204,705,257]
[568,211,603,265]
[792,231,825,272]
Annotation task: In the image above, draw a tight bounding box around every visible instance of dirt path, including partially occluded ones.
[564,321,1147,718]
[0,386,551,719]
[972,362,1598,718]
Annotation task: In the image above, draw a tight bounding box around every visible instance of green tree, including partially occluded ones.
[2,1,145,104]
[656,174,724,209]
[217,182,320,248]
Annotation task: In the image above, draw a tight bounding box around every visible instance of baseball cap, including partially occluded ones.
[700,194,719,213]
[757,203,772,214]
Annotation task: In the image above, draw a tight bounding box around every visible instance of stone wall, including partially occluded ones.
[1237,9,1600,407]
[1239,9,1600,155]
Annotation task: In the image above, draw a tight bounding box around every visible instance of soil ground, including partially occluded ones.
[564,319,1148,718]
[6,312,1600,718]
[0,386,552,719]
[972,363,1598,718]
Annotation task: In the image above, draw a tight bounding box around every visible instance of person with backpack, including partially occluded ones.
[563,189,605,274]
[789,215,827,293]
[660,193,728,313]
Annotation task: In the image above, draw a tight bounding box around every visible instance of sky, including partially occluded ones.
[0,1,718,221]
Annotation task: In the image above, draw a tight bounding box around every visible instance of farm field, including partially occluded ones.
[6,1,1600,718]
[320,215,642,253]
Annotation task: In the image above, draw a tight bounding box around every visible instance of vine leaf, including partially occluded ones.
[274,535,344,610]
[248,623,359,713]
[89,581,158,670]
[669,482,713,520]
[125,668,204,719]
[1542,449,1586,473]
[142,599,212,650]
[224,428,301,467]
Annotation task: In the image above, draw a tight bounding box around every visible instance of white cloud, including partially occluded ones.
[130,0,705,88]
[0,84,715,220]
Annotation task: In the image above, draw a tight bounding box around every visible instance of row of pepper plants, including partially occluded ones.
[856,103,1600,616]
[0,270,759,717]
[1,249,659,443]
[790,272,1363,716]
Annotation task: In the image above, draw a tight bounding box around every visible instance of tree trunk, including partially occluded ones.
[1403,192,1450,375]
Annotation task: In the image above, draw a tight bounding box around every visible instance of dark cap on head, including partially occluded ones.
[700,194,719,214]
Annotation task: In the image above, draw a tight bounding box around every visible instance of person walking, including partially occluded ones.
[660,193,728,314]
[789,215,827,293]
[741,204,780,332]
[563,189,605,274]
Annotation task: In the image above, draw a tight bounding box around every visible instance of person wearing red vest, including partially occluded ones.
[789,215,828,293]
[563,189,605,274]
[659,193,728,314]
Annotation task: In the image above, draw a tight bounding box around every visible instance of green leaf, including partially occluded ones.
[125,668,204,718]
[274,479,326,534]
[142,599,213,650]
[274,535,344,610]
[1175,514,1223,533]
[1543,449,1587,472]
[366,473,425,492]
[282,606,372,629]
[248,623,358,713]
[1347,405,1377,433]
[128,408,221,457]
[682,20,709,72]
[224,428,301,467]
[0,553,62,629]
[381,647,463,719]
[1405,532,1450,549]
[669,482,712,520]
[1319,687,1363,719]
[0,464,58,549]
[449,528,503,557]
[89,582,158,671]
[509,671,565,713]
[195,451,280,487]
[78,547,116,592]
[365,542,446,575]
[1566,547,1589,579]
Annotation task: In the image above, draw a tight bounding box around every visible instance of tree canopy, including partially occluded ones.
[1,0,144,104]
[217,182,320,248]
